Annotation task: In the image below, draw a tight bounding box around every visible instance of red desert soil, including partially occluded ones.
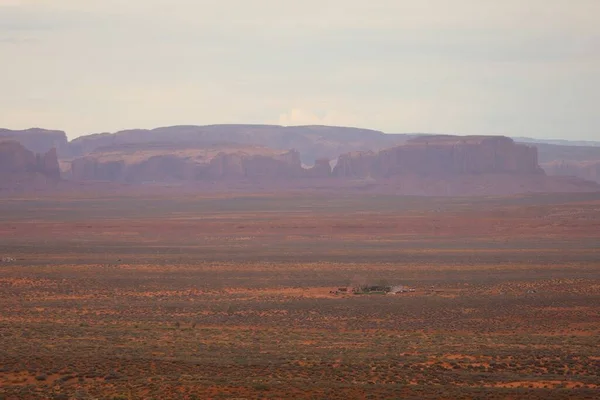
[0,191,599,399]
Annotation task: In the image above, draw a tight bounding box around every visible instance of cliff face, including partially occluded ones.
[70,136,599,196]
[37,148,61,180]
[542,161,600,183]
[208,150,304,180]
[70,143,307,183]
[333,136,543,178]
[0,140,61,184]
[68,133,115,158]
[0,128,69,157]
[66,125,408,164]
[3,132,597,195]
[530,142,600,164]
[304,158,333,178]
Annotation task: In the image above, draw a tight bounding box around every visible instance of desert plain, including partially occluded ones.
[0,190,599,399]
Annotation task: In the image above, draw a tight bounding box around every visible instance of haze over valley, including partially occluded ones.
[1,2,599,399]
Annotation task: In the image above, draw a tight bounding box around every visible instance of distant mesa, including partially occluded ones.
[66,124,408,165]
[0,140,61,189]
[64,134,600,196]
[333,136,543,178]
[71,135,544,184]
[542,160,600,184]
[70,143,331,183]
[325,135,600,196]
[1,125,600,195]
[0,128,69,156]
[528,142,600,164]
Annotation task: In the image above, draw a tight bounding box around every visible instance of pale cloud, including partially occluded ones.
[0,0,598,140]
[277,109,363,128]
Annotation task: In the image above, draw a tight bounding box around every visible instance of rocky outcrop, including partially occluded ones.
[209,150,304,180]
[333,151,377,178]
[304,158,333,178]
[2,123,598,195]
[66,125,409,164]
[0,140,61,187]
[525,142,600,164]
[333,136,543,178]
[0,128,69,157]
[37,148,61,180]
[70,143,307,183]
[6,124,600,168]
[67,136,600,197]
[542,160,600,183]
[68,133,115,158]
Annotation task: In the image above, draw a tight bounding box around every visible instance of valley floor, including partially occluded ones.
[0,192,599,399]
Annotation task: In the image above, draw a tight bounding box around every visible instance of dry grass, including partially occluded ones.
[0,192,599,399]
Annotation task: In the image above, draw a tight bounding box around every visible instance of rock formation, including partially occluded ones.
[527,142,600,164]
[304,158,333,178]
[1,124,598,195]
[65,135,600,196]
[0,128,69,157]
[542,160,600,184]
[0,140,61,188]
[333,136,543,178]
[66,125,409,164]
[37,148,61,180]
[68,133,115,158]
[70,143,307,183]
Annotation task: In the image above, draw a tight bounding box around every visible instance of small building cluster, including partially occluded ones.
[330,287,349,295]
[389,285,416,294]
[355,285,391,294]
[1,257,15,263]
[331,284,415,295]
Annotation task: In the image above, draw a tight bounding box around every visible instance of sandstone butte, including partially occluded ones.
[3,124,600,167]
[65,124,406,164]
[541,160,600,184]
[0,140,61,188]
[72,135,544,182]
[70,142,330,182]
[332,136,543,177]
[1,127,600,195]
[62,135,600,196]
[0,128,69,155]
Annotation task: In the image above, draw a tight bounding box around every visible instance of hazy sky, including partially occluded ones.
[1,0,599,140]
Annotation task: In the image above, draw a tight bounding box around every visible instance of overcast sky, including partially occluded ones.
[1,0,599,140]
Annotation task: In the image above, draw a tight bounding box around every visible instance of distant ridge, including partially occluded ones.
[1,125,600,195]
[514,137,600,147]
